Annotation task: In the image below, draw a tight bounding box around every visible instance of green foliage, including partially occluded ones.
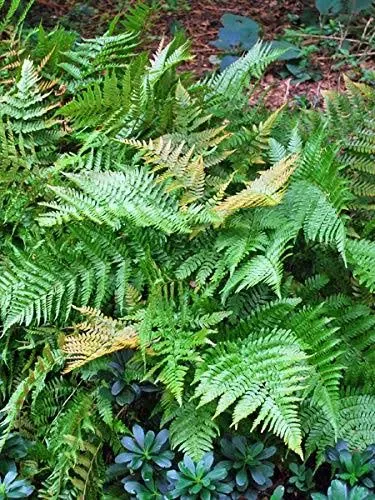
[0,465,34,499]
[167,453,233,499]
[315,0,373,14]
[220,436,276,491]
[0,0,35,35]
[271,485,286,499]
[193,327,308,455]
[288,462,316,492]
[115,425,174,474]
[311,479,375,500]
[162,398,219,462]
[326,440,375,488]
[106,351,157,406]
[0,4,373,496]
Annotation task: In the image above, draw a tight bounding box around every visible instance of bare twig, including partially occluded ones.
[291,33,365,44]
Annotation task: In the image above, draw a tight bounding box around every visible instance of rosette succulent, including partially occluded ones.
[288,462,315,492]
[106,352,158,406]
[115,425,174,481]
[326,440,375,488]
[167,453,233,499]
[311,479,375,500]
[220,436,276,491]
[0,466,34,499]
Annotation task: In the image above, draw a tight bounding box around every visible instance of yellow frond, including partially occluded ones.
[214,155,297,216]
[62,307,139,373]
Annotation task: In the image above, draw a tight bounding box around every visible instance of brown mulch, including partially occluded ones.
[149,0,307,73]
[30,0,351,108]
[145,0,347,107]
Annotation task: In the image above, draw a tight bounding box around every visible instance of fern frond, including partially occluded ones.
[39,170,190,234]
[206,42,285,99]
[215,155,297,216]
[0,345,61,451]
[162,396,219,461]
[194,328,308,456]
[0,58,62,159]
[0,227,132,329]
[59,31,139,84]
[280,180,347,259]
[39,391,103,499]
[62,307,139,373]
[346,238,375,292]
[122,1,152,33]
[286,305,344,434]
[302,391,375,462]
[221,224,297,301]
[0,0,34,35]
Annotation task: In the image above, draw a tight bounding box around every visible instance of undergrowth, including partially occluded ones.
[0,1,374,499]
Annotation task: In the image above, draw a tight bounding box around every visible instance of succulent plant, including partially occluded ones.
[311,479,375,500]
[108,352,158,406]
[115,425,174,483]
[0,465,34,499]
[167,453,233,499]
[326,440,375,488]
[0,434,29,475]
[288,462,315,492]
[123,474,172,500]
[220,436,276,491]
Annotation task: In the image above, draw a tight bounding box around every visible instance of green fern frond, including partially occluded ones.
[194,328,309,456]
[59,31,139,84]
[286,305,344,434]
[39,169,190,233]
[162,396,219,461]
[302,390,375,462]
[0,0,34,35]
[0,225,133,329]
[221,224,297,301]
[206,42,285,99]
[323,78,375,213]
[280,180,347,259]
[39,391,103,500]
[0,345,62,451]
[0,58,62,158]
[121,1,152,34]
[346,238,375,292]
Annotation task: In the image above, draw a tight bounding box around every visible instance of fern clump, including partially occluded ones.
[0,3,374,497]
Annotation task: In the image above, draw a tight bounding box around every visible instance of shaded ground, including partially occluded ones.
[29,0,371,107]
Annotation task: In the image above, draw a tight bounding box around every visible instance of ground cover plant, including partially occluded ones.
[0,1,374,498]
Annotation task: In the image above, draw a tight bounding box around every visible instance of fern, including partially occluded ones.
[161,395,219,461]
[62,307,139,373]
[323,77,375,213]
[346,238,375,292]
[0,224,135,329]
[0,58,62,159]
[193,328,308,456]
[39,169,191,233]
[215,155,296,216]
[0,0,34,35]
[206,41,286,99]
[221,223,296,301]
[302,390,375,462]
[0,10,373,494]
[39,391,100,499]
[59,31,139,84]
[0,345,62,451]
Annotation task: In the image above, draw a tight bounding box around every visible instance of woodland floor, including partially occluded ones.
[29,0,370,108]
